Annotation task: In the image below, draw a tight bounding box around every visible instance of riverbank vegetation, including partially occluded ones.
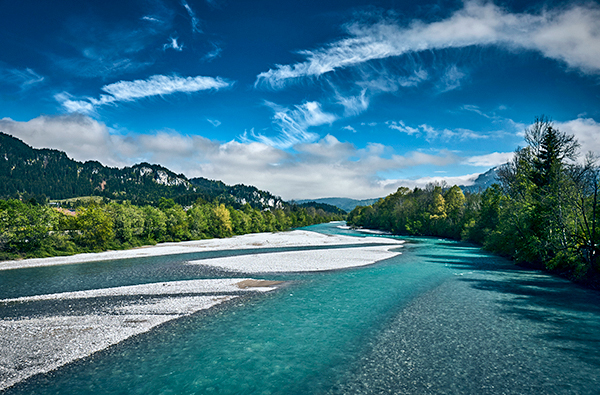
[348,117,600,286]
[0,198,344,261]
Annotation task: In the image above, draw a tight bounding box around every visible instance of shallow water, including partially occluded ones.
[4,223,600,394]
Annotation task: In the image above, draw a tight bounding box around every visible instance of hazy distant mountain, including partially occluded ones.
[294,197,381,212]
[459,167,500,193]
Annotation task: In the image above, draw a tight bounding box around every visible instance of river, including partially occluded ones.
[3,222,600,394]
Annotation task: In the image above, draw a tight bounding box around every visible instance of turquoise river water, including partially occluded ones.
[2,222,600,394]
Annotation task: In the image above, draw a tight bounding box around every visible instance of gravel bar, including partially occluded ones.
[0,278,280,391]
[188,245,402,273]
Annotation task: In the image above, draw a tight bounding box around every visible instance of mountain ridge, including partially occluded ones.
[0,132,287,210]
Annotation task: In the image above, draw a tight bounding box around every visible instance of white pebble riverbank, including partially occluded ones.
[0,229,404,271]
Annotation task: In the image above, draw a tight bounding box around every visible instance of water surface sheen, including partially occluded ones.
[5,223,600,394]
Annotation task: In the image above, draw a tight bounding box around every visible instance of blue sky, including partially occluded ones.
[1,0,600,199]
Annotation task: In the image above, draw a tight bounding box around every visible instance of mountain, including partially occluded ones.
[294,197,381,212]
[188,177,285,209]
[459,167,500,193]
[0,132,287,209]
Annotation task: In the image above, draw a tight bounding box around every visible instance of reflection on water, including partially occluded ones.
[4,223,600,394]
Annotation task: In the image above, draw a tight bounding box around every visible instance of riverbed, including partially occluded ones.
[2,223,600,394]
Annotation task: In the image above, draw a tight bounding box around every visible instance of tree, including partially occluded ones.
[74,204,114,249]
[526,116,579,189]
[444,186,465,222]
[0,199,58,254]
[109,202,145,245]
[569,154,600,278]
[164,204,190,241]
[141,205,167,242]
[212,203,233,238]
[428,186,447,223]
[187,203,211,238]
[464,184,502,245]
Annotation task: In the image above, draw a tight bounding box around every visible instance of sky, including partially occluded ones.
[1,0,600,200]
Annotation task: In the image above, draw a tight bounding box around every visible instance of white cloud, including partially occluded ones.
[142,16,161,23]
[463,152,514,167]
[398,69,429,87]
[554,117,600,156]
[163,37,183,51]
[54,93,96,114]
[379,173,483,190]
[103,75,230,101]
[0,114,130,167]
[256,1,600,88]
[57,74,233,113]
[244,101,337,149]
[461,104,492,118]
[387,120,419,136]
[336,89,370,116]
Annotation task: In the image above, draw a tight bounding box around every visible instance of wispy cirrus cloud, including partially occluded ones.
[256,1,600,88]
[0,65,44,92]
[181,0,202,33]
[57,74,233,114]
[336,89,370,116]
[54,7,176,79]
[243,101,337,149]
[141,16,162,23]
[437,65,466,92]
[206,118,221,127]
[202,43,223,62]
[387,121,489,141]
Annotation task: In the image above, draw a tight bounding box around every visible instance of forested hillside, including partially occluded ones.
[348,117,600,286]
[0,132,288,210]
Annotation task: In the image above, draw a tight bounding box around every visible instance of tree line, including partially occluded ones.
[348,117,600,286]
[0,197,344,260]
